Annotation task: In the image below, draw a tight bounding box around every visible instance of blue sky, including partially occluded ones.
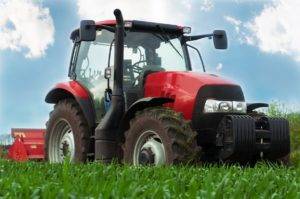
[0,0,299,135]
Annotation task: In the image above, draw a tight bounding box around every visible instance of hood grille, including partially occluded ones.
[192,85,245,131]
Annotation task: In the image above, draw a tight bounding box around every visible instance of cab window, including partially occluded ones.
[75,30,114,121]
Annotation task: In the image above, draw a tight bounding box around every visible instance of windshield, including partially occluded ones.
[122,31,188,72]
[75,30,188,77]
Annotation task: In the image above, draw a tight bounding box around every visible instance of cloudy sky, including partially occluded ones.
[0,0,299,135]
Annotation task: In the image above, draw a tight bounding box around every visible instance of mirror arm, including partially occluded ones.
[97,25,116,33]
[185,34,213,41]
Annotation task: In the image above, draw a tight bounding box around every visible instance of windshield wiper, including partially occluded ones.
[155,25,183,58]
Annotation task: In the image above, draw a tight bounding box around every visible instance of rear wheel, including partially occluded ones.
[123,107,201,165]
[45,99,90,163]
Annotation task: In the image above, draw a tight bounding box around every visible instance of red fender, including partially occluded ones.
[45,80,96,128]
[46,81,90,101]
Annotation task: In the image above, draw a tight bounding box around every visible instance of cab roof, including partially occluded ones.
[96,20,185,34]
[70,20,188,41]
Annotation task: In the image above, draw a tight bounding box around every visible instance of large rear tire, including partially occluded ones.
[45,99,90,163]
[123,107,201,165]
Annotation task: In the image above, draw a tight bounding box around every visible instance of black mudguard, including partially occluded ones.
[119,97,174,136]
[247,103,269,113]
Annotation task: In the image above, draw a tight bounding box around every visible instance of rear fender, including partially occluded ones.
[45,81,95,129]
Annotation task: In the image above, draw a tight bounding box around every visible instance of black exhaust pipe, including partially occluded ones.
[94,9,125,163]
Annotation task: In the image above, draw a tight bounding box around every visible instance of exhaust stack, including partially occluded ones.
[94,9,125,163]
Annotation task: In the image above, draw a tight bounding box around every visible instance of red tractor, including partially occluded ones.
[45,9,290,165]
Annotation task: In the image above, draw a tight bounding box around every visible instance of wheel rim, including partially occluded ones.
[48,119,75,163]
[133,130,166,166]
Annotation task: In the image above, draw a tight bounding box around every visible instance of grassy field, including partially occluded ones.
[0,160,300,198]
[0,104,299,198]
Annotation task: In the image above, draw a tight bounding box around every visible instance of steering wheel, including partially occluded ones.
[128,60,146,86]
[132,60,147,73]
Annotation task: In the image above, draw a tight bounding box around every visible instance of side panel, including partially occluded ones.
[45,81,96,129]
[144,71,237,120]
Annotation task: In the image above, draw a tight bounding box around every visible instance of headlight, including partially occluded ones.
[219,101,232,112]
[204,99,246,113]
[232,101,247,113]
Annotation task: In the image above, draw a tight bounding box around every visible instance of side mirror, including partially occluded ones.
[213,30,228,49]
[80,20,96,41]
[104,67,112,79]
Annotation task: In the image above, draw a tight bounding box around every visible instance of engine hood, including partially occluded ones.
[144,71,238,96]
[144,71,243,119]
[185,72,235,85]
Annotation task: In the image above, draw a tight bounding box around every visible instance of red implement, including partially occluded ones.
[8,128,45,161]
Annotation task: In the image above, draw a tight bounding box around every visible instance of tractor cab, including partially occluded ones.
[69,20,227,122]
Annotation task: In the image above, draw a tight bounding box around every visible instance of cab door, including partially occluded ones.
[74,30,114,122]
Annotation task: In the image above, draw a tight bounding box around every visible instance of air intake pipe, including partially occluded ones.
[94,9,125,163]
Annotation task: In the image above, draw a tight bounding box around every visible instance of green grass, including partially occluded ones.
[0,103,299,198]
[0,160,300,198]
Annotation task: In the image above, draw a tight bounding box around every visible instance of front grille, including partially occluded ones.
[191,85,245,132]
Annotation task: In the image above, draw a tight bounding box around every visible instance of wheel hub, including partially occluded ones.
[61,141,70,156]
[138,148,155,165]
[48,119,75,163]
[133,130,166,166]
[59,130,74,159]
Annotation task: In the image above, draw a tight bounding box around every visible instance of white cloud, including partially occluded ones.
[224,16,241,27]
[224,15,251,44]
[0,0,54,58]
[225,0,300,62]
[224,15,242,33]
[77,0,213,25]
[200,0,214,12]
[246,0,300,61]
[216,63,223,72]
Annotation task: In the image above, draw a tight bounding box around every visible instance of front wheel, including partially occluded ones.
[45,99,90,163]
[123,107,201,165]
